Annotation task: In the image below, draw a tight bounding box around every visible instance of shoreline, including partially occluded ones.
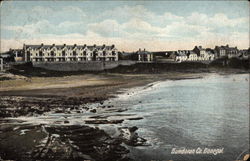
[0,71,248,118]
[0,71,249,161]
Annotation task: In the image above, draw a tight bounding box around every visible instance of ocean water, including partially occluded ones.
[3,73,249,161]
[111,73,249,161]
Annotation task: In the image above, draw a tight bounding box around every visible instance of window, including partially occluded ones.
[73,51,77,56]
[62,51,66,56]
[39,51,43,56]
[51,51,54,56]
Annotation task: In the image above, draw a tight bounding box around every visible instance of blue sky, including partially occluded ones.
[0,1,249,52]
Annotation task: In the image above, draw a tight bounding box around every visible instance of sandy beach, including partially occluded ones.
[0,71,248,161]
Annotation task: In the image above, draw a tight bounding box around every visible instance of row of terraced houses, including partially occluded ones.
[23,44,118,62]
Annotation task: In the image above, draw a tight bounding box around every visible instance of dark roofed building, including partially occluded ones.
[215,44,239,58]
[137,48,154,62]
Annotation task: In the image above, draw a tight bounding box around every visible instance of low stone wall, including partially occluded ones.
[32,60,136,71]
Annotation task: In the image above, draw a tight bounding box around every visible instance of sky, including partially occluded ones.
[0,0,249,52]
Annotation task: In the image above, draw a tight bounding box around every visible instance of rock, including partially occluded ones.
[85,119,124,124]
[90,109,97,113]
[127,117,143,120]
[129,126,138,132]
[119,126,147,147]
[64,120,69,124]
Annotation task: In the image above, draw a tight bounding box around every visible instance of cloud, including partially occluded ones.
[186,12,248,28]
[0,4,249,52]
[100,5,154,22]
[1,5,87,26]
[87,19,128,38]
[3,20,87,39]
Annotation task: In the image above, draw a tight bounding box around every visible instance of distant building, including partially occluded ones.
[9,49,24,62]
[23,44,118,62]
[214,45,238,58]
[187,51,198,61]
[239,48,250,59]
[214,46,227,58]
[137,49,154,62]
[193,46,212,61]
[205,48,215,61]
[226,46,239,58]
[175,50,188,62]
[0,51,15,63]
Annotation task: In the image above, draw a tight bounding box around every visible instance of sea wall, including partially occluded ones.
[32,61,136,71]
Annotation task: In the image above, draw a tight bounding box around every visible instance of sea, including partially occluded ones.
[109,73,249,161]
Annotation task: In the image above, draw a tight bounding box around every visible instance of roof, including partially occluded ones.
[136,49,152,55]
[215,45,238,51]
[195,46,206,51]
[189,51,197,55]
[0,53,11,58]
[25,44,115,50]
[176,52,187,56]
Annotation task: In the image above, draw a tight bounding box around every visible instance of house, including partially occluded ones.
[175,50,188,62]
[23,44,118,62]
[205,48,215,61]
[239,48,250,59]
[215,46,227,58]
[193,46,210,61]
[186,51,198,61]
[0,51,14,63]
[137,48,154,62]
[9,49,24,62]
[214,45,238,58]
[226,46,239,58]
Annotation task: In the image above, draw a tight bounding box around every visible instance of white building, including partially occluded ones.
[137,49,154,62]
[175,50,188,62]
[187,51,198,61]
[193,46,214,61]
[24,44,118,62]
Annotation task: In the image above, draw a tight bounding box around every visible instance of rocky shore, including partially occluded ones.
[0,71,248,161]
[0,123,147,161]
